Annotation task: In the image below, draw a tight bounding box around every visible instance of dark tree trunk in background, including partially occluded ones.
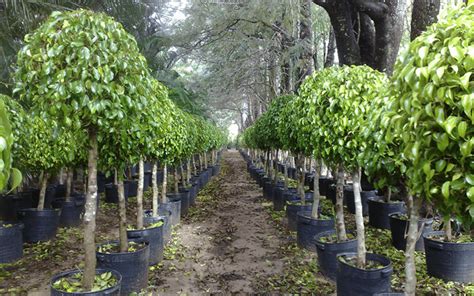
[295,0,314,90]
[324,28,336,67]
[313,0,406,73]
[411,0,440,40]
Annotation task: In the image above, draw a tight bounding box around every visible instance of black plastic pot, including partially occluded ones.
[423,231,474,283]
[286,202,312,231]
[319,177,335,197]
[17,191,34,209]
[0,194,20,221]
[162,196,181,226]
[55,184,66,199]
[125,180,138,198]
[346,190,377,216]
[273,186,286,211]
[212,165,220,176]
[52,200,84,228]
[0,221,23,263]
[50,268,122,295]
[143,172,152,192]
[326,184,337,204]
[179,188,191,217]
[288,167,297,179]
[389,213,433,251]
[189,182,198,206]
[96,241,149,295]
[336,252,393,296]
[368,197,406,230]
[17,208,60,243]
[263,180,273,200]
[144,209,171,244]
[30,186,56,209]
[104,183,130,203]
[127,221,164,266]
[296,211,334,252]
[314,230,358,281]
[97,172,106,194]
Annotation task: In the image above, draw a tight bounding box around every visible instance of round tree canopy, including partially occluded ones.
[386,4,474,227]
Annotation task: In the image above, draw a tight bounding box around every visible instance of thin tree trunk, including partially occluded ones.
[152,163,159,217]
[136,159,144,230]
[296,155,305,205]
[37,171,48,211]
[353,168,366,268]
[273,150,279,184]
[324,27,336,67]
[204,152,208,168]
[117,179,128,252]
[65,168,73,202]
[161,164,168,204]
[311,159,321,219]
[180,163,187,187]
[335,164,348,241]
[83,131,98,289]
[59,168,64,185]
[444,217,452,241]
[187,159,191,184]
[405,194,420,296]
[192,155,197,175]
[173,167,179,194]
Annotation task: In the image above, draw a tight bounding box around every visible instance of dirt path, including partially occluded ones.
[151,150,287,294]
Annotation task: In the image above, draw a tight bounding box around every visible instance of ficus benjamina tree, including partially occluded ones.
[299,65,387,268]
[385,4,474,294]
[14,9,155,289]
[0,95,22,193]
[277,94,311,205]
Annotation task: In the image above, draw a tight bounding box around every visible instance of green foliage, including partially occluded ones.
[0,95,21,192]
[386,4,474,228]
[277,94,309,154]
[297,66,387,170]
[13,9,154,134]
[52,271,117,293]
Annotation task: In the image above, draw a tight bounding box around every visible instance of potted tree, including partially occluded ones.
[277,95,313,231]
[14,9,153,293]
[386,3,474,291]
[0,94,23,264]
[16,115,81,243]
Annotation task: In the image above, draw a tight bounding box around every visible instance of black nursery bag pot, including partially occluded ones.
[0,221,24,263]
[367,197,406,230]
[50,268,122,296]
[96,241,150,295]
[17,208,60,243]
[127,221,164,266]
[163,194,182,226]
[336,252,393,296]
[423,230,474,283]
[296,211,334,252]
[389,213,433,251]
[286,202,312,231]
[314,230,357,281]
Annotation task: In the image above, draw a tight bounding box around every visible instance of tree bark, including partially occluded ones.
[65,168,73,202]
[352,168,366,268]
[296,155,306,205]
[37,171,48,211]
[283,154,289,191]
[152,162,159,217]
[136,159,144,230]
[295,0,314,90]
[324,27,336,67]
[335,164,348,241]
[204,152,208,168]
[411,0,440,40]
[83,130,98,290]
[311,159,321,219]
[187,159,192,184]
[161,164,168,204]
[173,166,179,194]
[405,194,421,296]
[180,163,187,187]
[117,179,128,253]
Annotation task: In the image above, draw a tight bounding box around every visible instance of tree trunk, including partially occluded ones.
[296,155,305,205]
[198,154,203,172]
[174,167,179,194]
[444,217,452,241]
[311,159,321,219]
[192,155,197,175]
[405,194,421,296]
[324,27,336,67]
[283,156,289,191]
[295,0,314,90]
[335,164,348,241]
[204,152,208,168]
[411,0,440,40]
[187,159,191,184]
[273,150,279,184]
[136,159,144,230]
[152,162,159,217]
[180,163,187,187]
[37,171,48,211]
[117,179,128,253]
[352,168,366,268]
[83,131,98,290]
[65,168,73,202]
[59,168,64,185]
[161,164,168,204]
